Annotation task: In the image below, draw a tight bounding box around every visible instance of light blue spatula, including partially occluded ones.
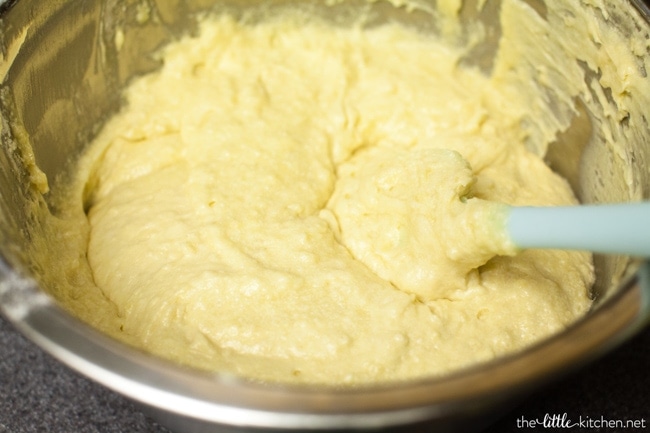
[503,202,650,257]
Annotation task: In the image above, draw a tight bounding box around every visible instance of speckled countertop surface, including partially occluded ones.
[1,313,648,433]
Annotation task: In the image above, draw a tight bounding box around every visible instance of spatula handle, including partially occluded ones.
[507,203,650,257]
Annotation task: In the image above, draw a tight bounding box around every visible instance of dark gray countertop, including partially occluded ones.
[1,313,648,433]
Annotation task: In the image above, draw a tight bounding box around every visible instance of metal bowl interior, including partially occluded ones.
[1,0,649,432]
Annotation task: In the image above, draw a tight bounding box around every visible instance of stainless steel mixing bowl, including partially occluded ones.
[1,1,649,432]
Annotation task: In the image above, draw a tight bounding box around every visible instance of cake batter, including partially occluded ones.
[63,11,593,384]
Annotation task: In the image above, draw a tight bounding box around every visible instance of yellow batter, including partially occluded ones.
[70,12,593,384]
